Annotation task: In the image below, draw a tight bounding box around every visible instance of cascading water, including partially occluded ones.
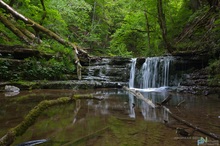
[140,57,173,88]
[127,57,174,121]
[128,58,137,118]
[127,57,173,121]
[129,58,137,88]
[128,56,173,90]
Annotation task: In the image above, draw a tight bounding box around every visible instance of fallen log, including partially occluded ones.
[161,95,172,105]
[0,14,31,44]
[123,87,220,140]
[156,94,172,106]
[0,0,87,54]
[161,97,220,140]
[123,86,156,108]
[0,0,89,80]
[163,106,220,140]
[18,26,40,42]
[0,94,99,146]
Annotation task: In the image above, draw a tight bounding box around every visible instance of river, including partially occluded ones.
[0,88,219,146]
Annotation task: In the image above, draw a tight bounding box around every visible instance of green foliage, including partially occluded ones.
[108,0,193,57]
[21,57,75,80]
[0,60,12,80]
[47,0,92,45]
[0,56,75,81]
[108,4,152,57]
[166,0,193,39]
[0,0,217,58]
[187,5,209,23]
[37,39,74,56]
[109,12,148,57]
[0,59,22,81]
[0,12,22,45]
[207,59,220,86]
[208,59,220,75]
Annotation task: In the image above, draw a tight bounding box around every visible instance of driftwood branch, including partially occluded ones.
[156,95,172,106]
[123,86,156,108]
[123,86,220,140]
[162,100,220,140]
[163,106,220,140]
[176,100,185,107]
[161,95,172,105]
[0,94,99,146]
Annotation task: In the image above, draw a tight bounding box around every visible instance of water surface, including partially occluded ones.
[0,89,219,146]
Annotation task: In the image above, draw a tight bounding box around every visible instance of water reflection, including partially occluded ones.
[4,91,20,97]
[0,88,219,146]
[128,94,135,118]
[0,88,217,125]
[83,89,173,122]
[72,100,81,124]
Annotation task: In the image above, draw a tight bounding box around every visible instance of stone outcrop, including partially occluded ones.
[81,57,131,82]
[0,56,132,90]
[0,44,219,95]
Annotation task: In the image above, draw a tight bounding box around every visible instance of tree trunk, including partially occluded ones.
[157,0,172,53]
[0,0,88,80]
[123,86,156,108]
[144,10,151,50]
[123,86,220,140]
[163,106,220,140]
[0,14,31,44]
[17,26,39,42]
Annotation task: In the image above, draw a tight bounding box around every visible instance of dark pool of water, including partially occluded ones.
[0,89,219,146]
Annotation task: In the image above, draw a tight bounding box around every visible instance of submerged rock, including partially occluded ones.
[5,85,20,96]
[5,85,20,92]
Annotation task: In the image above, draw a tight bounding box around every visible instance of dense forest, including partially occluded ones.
[0,1,220,145]
[0,0,220,82]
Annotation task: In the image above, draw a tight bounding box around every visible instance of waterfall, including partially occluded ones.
[141,57,173,88]
[129,58,137,88]
[127,57,173,121]
[128,58,137,118]
[128,56,173,89]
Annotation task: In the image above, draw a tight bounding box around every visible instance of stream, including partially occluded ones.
[0,88,220,146]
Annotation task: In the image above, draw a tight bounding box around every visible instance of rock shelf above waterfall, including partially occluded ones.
[0,55,218,95]
[81,57,131,82]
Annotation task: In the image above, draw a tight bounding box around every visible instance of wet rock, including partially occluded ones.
[4,85,20,96]
[5,85,20,92]
[82,57,131,82]
[37,80,128,89]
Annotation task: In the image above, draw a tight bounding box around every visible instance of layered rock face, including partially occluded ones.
[0,44,219,95]
[81,57,131,82]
